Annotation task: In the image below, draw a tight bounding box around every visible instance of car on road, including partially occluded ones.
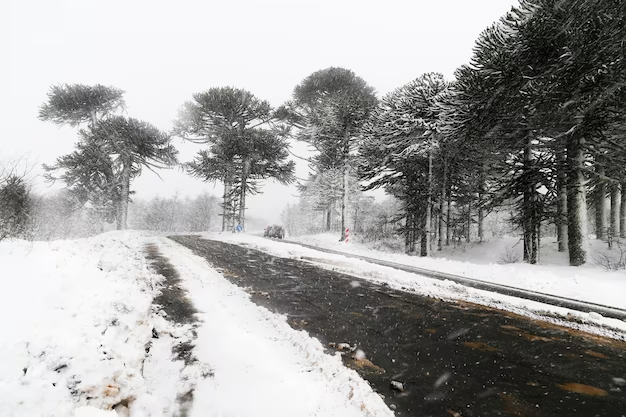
[264,225,285,239]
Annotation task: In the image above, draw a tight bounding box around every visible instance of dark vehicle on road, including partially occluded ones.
[264,225,285,239]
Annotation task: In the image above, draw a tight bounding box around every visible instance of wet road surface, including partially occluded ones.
[170,236,626,417]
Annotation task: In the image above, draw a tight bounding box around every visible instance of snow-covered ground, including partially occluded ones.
[5,228,624,416]
[287,233,626,310]
[0,231,393,417]
[0,231,157,417]
[211,233,626,340]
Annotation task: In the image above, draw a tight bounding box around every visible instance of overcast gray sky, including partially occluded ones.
[2,0,518,224]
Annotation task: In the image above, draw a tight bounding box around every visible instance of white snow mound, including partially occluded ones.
[0,231,157,416]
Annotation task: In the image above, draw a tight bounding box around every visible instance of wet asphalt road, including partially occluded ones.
[170,236,626,417]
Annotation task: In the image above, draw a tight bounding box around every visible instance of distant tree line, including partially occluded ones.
[0,186,221,241]
[128,192,221,233]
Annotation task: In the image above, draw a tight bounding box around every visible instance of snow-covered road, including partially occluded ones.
[155,236,392,417]
[170,234,626,417]
[208,232,626,339]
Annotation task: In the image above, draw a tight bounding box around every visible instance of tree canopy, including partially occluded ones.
[39,84,125,127]
[175,87,294,231]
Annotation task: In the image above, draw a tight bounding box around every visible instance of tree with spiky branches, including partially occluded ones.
[42,136,119,231]
[176,87,294,231]
[39,83,128,228]
[279,67,378,241]
[359,73,448,255]
[39,83,125,128]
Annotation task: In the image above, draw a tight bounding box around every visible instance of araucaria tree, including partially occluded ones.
[90,116,178,229]
[279,67,378,241]
[460,0,623,265]
[424,0,626,266]
[43,137,119,230]
[39,83,125,128]
[359,73,449,256]
[40,83,178,230]
[348,0,625,268]
[175,87,295,232]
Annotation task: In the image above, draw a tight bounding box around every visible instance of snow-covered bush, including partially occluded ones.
[593,247,626,271]
[498,245,520,264]
[0,175,32,241]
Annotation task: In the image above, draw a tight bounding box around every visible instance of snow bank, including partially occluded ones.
[286,234,626,310]
[0,231,157,417]
[158,237,394,417]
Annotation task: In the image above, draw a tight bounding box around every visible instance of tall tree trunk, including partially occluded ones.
[478,165,486,243]
[340,162,349,241]
[340,128,350,241]
[556,147,568,252]
[530,208,538,264]
[119,161,130,230]
[116,205,122,230]
[536,219,541,263]
[221,181,230,232]
[326,203,331,231]
[420,213,428,257]
[466,201,471,243]
[438,156,446,251]
[437,200,445,251]
[424,142,433,256]
[231,198,237,232]
[621,182,626,239]
[413,211,419,253]
[478,204,484,242]
[406,209,418,254]
[523,135,538,264]
[446,183,452,246]
[595,160,606,239]
[405,211,411,253]
[523,193,529,262]
[238,159,251,232]
[566,133,588,266]
[405,210,415,253]
[610,184,620,238]
[431,202,436,253]
[239,182,246,231]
